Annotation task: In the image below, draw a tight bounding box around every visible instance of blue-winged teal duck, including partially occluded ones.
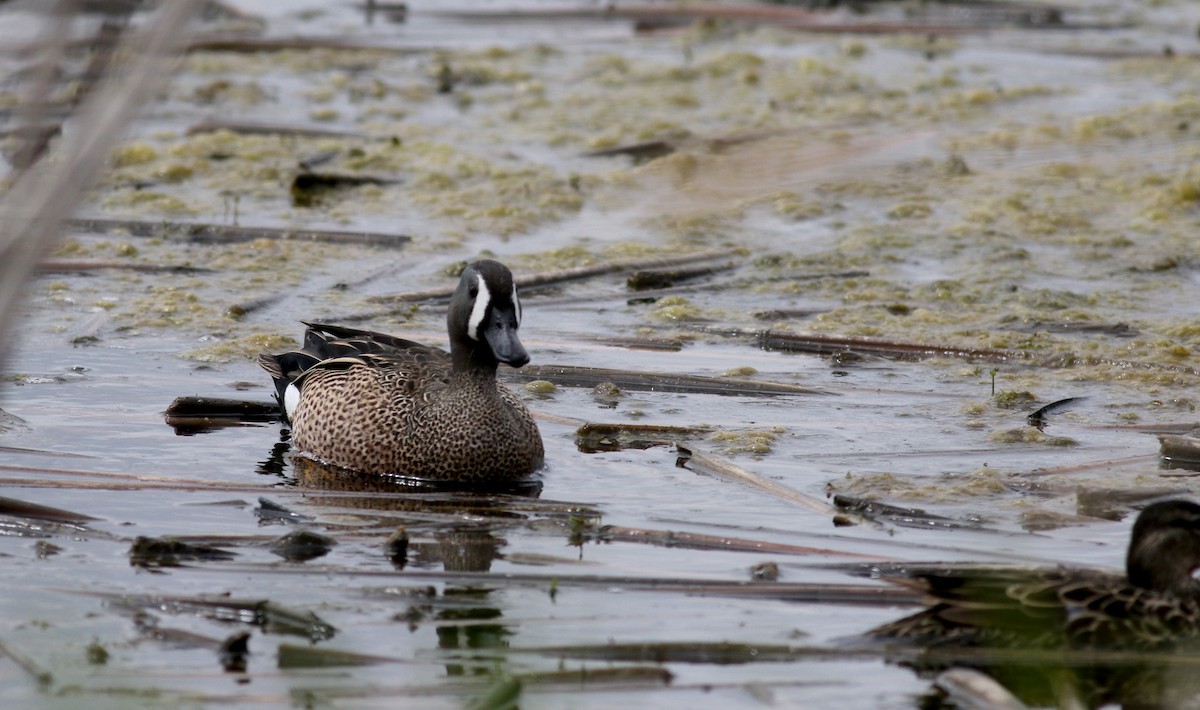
[868,499,1200,649]
[258,259,544,483]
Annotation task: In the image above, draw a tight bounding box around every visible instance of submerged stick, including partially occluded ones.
[1023,454,1160,477]
[67,218,409,247]
[0,635,52,688]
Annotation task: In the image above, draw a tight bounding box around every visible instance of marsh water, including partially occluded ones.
[3,1,1200,707]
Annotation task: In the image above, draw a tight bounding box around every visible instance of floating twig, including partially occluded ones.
[367,249,744,304]
[512,363,830,397]
[186,117,366,139]
[67,218,409,247]
[38,259,210,274]
[583,140,675,162]
[0,495,98,524]
[596,524,881,559]
[185,35,422,55]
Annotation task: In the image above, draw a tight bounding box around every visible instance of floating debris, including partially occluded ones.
[626,260,737,291]
[219,631,251,673]
[1026,396,1087,431]
[290,171,400,208]
[163,396,280,435]
[385,526,409,567]
[575,422,712,453]
[128,535,238,567]
[832,495,981,531]
[1158,434,1200,472]
[255,497,315,525]
[269,530,336,562]
[750,561,780,582]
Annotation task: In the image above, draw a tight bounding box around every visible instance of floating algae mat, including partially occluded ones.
[3,2,1200,708]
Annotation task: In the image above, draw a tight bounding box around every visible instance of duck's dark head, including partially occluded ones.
[1126,499,1200,595]
[447,259,529,370]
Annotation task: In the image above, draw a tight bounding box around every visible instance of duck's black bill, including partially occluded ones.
[486,323,529,368]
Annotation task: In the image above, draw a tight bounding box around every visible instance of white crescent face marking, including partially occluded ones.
[467,273,491,341]
[512,283,521,327]
[284,382,302,420]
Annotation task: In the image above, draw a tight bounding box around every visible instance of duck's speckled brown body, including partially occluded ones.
[259,260,543,483]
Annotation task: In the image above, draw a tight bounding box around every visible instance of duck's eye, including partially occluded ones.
[468,284,479,298]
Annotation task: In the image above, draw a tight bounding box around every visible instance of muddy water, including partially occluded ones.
[3,1,1200,708]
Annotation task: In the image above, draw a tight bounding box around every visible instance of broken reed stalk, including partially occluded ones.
[676,445,865,525]
[366,248,744,304]
[0,1,208,359]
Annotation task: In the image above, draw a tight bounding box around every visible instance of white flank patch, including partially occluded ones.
[467,273,491,341]
[284,382,302,420]
[512,283,521,326]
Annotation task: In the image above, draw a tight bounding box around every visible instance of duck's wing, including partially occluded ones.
[301,321,447,361]
[258,322,449,411]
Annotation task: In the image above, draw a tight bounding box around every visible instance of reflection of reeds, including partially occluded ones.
[0,1,205,363]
